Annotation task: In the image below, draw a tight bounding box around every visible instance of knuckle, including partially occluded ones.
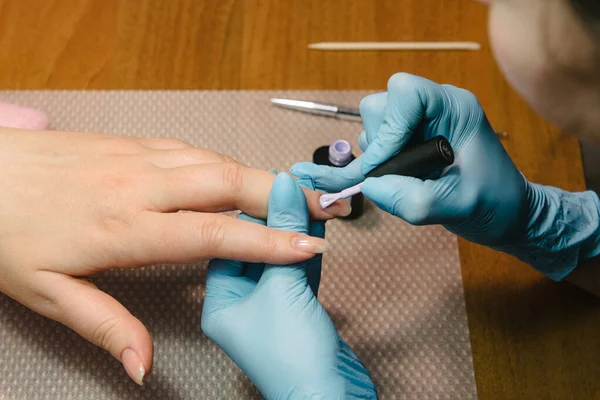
[220,163,245,193]
[359,94,383,115]
[197,216,228,252]
[460,185,480,216]
[102,171,140,191]
[99,212,137,238]
[398,187,433,225]
[91,316,121,351]
[444,85,481,108]
[457,88,481,108]
[261,228,280,255]
[388,72,418,92]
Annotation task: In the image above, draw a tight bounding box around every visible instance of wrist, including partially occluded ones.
[493,181,600,281]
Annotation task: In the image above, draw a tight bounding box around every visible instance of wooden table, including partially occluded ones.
[1,0,599,398]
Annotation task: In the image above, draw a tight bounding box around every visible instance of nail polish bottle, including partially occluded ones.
[313,139,364,220]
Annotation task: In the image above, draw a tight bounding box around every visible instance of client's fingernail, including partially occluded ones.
[292,236,330,254]
[122,348,145,386]
[325,201,352,217]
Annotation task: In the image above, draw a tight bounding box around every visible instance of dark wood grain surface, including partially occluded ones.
[1,0,598,398]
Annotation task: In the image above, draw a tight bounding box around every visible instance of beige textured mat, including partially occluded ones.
[0,91,477,399]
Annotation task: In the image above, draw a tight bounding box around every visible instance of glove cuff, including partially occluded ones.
[492,181,600,281]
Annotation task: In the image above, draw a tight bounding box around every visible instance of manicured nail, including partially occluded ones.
[292,235,330,254]
[122,348,145,386]
[324,201,352,217]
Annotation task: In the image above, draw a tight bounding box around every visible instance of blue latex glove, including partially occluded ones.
[201,172,377,399]
[291,73,600,281]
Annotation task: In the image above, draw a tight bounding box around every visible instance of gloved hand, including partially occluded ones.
[201,173,377,399]
[291,73,600,281]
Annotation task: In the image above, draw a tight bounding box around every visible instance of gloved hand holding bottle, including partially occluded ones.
[291,73,600,281]
[201,172,377,399]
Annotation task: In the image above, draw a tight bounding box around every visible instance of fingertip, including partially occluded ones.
[291,235,330,254]
[303,188,349,220]
[122,347,148,386]
[387,72,422,92]
[359,92,388,143]
[43,277,154,386]
[290,162,319,178]
[120,319,154,385]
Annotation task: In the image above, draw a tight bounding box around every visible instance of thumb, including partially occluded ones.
[361,73,446,175]
[260,173,313,285]
[296,175,325,297]
[361,174,462,226]
[42,274,152,385]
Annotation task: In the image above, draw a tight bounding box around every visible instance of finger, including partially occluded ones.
[153,163,351,218]
[128,211,330,266]
[295,176,324,295]
[39,273,152,385]
[266,173,310,233]
[237,213,267,283]
[358,131,369,152]
[291,158,364,192]
[362,73,444,175]
[79,133,192,150]
[136,137,193,150]
[261,173,311,284]
[142,147,236,169]
[361,173,464,226]
[306,220,325,296]
[204,212,266,315]
[359,92,387,144]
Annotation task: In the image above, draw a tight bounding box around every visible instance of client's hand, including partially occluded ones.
[0,128,350,385]
[202,173,376,399]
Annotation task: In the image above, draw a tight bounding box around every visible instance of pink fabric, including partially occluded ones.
[0,101,50,130]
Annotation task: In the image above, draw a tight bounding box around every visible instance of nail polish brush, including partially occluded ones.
[320,136,455,209]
